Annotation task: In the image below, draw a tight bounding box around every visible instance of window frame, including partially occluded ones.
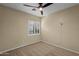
[28,20,40,36]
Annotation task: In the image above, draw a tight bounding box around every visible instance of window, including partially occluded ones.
[28,20,40,35]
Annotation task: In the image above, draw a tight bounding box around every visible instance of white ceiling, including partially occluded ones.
[0,3,78,17]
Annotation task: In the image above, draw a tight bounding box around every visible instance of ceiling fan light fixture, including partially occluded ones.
[39,7,43,11]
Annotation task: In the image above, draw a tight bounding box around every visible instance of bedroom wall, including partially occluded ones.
[41,5,79,53]
[0,6,41,52]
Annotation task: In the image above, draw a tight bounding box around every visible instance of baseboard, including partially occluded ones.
[42,41,79,54]
[0,41,41,54]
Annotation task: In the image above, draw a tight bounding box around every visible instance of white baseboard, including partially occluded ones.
[0,41,41,54]
[42,41,79,54]
[0,44,28,54]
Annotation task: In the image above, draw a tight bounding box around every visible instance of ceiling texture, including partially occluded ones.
[0,3,78,17]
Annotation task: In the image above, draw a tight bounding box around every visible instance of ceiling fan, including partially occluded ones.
[24,3,53,15]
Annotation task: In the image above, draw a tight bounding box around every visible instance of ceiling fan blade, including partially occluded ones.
[39,3,43,7]
[32,8,36,11]
[24,4,38,8]
[41,11,43,15]
[43,3,53,8]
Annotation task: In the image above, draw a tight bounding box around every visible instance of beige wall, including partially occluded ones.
[0,6,41,52]
[41,5,79,52]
